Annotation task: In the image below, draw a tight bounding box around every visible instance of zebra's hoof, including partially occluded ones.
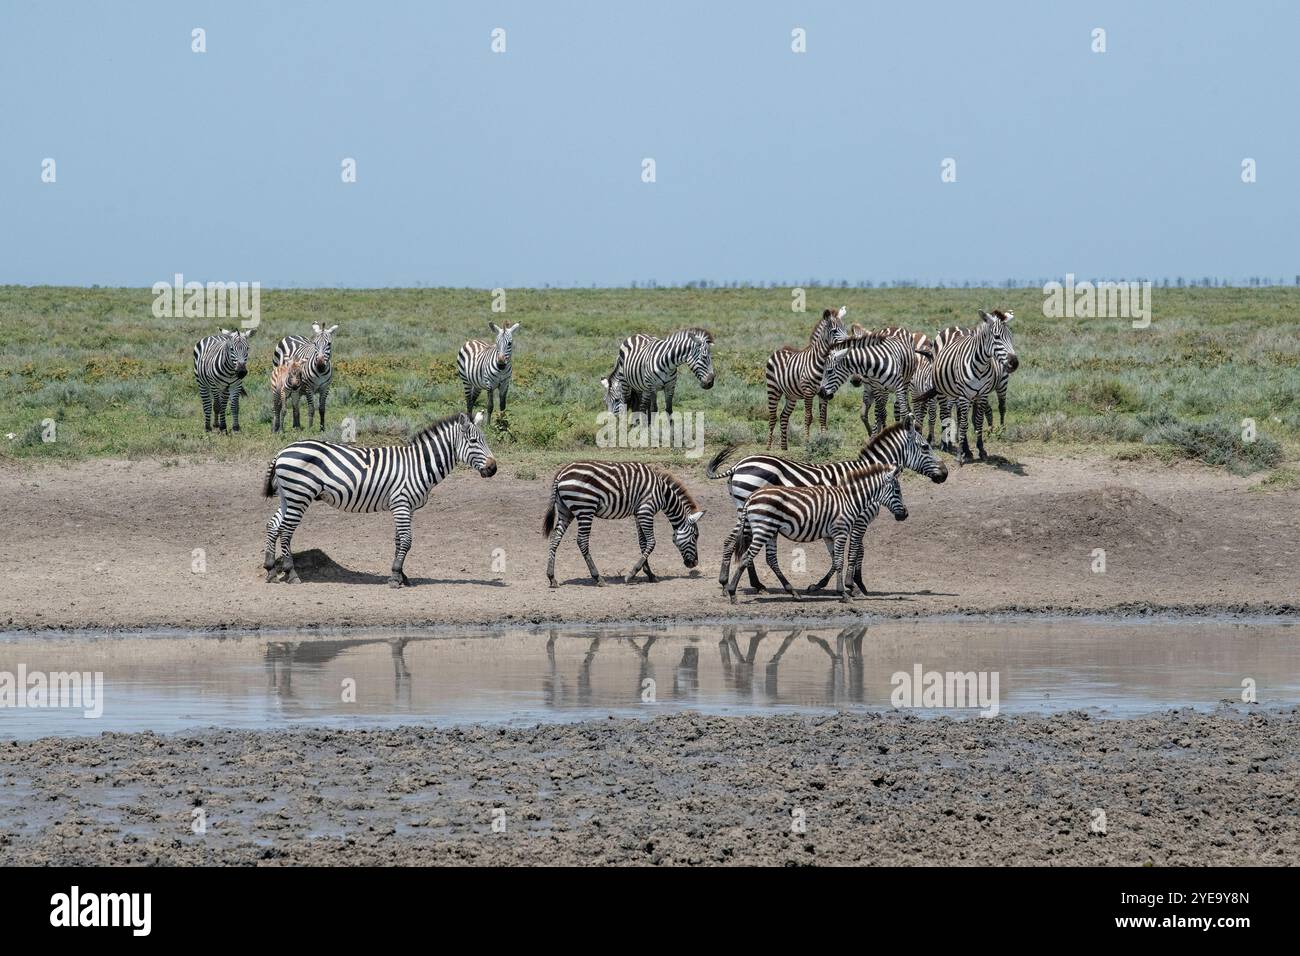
[548,577,558,589]
[232,425,240,433]
[728,593,738,605]
[594,576,606,588]
[389,578,404,589]
[285,572,302,584]
[644,572,657,583]
[264,569,278,583]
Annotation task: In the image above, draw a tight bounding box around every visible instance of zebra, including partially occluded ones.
[600,369,628,416]
[707,416,947,594]
[725,463,907,605]
[610,327,716,418]
[262,411,497,587]
[193,328,255,433]
[932,310,1019,463]
[764,306,849,450]
[457,322,519,427]
[933,317,1014,440]
[272,323,337,432]
[270,357,307,433]
[877,327,936,436]
[543,461,704,588]
[816,333,932,436]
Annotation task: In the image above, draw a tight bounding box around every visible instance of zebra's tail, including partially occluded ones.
[262,460,278,498]
[706,443,738,480]
[542,479,561,537]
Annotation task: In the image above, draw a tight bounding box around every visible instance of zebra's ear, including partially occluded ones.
[600,377,610,389]
[472,410,484,428]
[489,321,501,334]
[837,306,847,319]
[242,327,256,338]
[220,328,232,336]
[312,323,322,334]
[978,310,993,322]
[507,323,520,334]
[687,510,705,524]
[326,324,339,334]
[829,348,848,363]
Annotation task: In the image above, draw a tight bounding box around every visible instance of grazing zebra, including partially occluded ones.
[193,328,255,433]
[610,328,716,417]
[272,323,338,432]
[457,322,519,427]
[262,411,497,587]
[932,310,1018,463]
[874,327,935,433]
[764,306,849,450]
[600,370,628,416]
[725,463,907,605]
[543,461,704,588]
[270,358,307,433]
[816,333,931,436]
[708,417,947,594]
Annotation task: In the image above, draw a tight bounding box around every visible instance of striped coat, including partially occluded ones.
[764,307,849,450]
[273,324,337,432]
[262,411,497,587]
[543,461,704,587]
[817,333,929,436]
[610,328,716,416]
[933,320,1013,440]
[192,328,255,433]
[707,418,947,594]
[270,358,307,433]
[725,463,907,604]
[458,322,519,427]
[932,310,1019,463]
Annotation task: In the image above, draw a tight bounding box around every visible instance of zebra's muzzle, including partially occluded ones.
[894,508,909,521]
[479,458,498,478]
[930,465,948,483]
[1005,354,1020,373]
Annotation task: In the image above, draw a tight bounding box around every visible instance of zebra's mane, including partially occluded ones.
[858,420,912,456]
[660,470,699,511]
[681,327,715,343]
[840,462,893,483]
[409,413,467,444]
[844,331,892,347]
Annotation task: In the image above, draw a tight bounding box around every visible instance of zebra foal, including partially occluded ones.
[262,411,497,587]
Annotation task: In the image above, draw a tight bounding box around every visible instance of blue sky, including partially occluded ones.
[1,1,1295,287]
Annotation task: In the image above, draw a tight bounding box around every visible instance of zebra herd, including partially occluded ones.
[231,304,1019,600]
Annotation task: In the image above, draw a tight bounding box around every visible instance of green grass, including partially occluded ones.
[1,286,1297,479]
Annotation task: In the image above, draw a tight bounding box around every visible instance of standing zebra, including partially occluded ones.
[932,310,1019,463]
[877,327,935,437]
[457,322,519,427]
[708,417,947,594]
[764,306,849,450]
[609,327,716,418]
[543,461,704,588]
[817,333,931,436]
[270,358,307,433]
[272,323,338,432]
[725,463,908,605]
[262,411,497,587]
[193,328,255,433]
[933,317,1014,439]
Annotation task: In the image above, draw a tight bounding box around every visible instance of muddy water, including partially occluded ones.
[0,619,1297,739]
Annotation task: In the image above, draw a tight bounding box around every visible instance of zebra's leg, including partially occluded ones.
[546,506,572,588]
[627,509,657,583]
[974,400,987,460]
[926,396,937,444]
[874,391,888,435]
[819,396,829,433]
[803,396,813,444]
[766,387,779,449]
[389,498,413,587]
[725,537,765,604]
[464,385,478,417]
[849,528,869,598]
[316,386,328,432]
[215,387,229,433]
[996,382,1007,428]
[718,514,741,587]
[199,384,213,432]
[231,385,241,432]
[276,502,307,584]
[764,537,799,600]
[957,399,973,464]
[894,385,911,426]
[291,389,303,429]
[778,398,796,451]
[832,533,850,603]
[938,397,951,451]
[575,513,604,586]
[264,500,286,581]
[484,388,495,428]
[806,538,838,594]
[272,390,283,433]
[498,380,510,415]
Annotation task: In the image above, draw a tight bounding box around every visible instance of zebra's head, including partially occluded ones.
[671,508,706,569]
[489,322,519,370]
[283,358,306,393]
[218,328,254,377]
[309,323,338,375]
[902,416,947,483]
[881,463,908,522]
[600,372,627,416]
[685,328,716,389]
[457,411,498,477]
[817,346,854,400]
[818,307,850,350]
[978,310,1018,373]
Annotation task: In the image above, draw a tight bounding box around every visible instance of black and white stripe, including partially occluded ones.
[543,461,704,587]
[272,323,337,432]
[610,328,716,416]
[458,322,519,426]
[707,418,946,593]
[764,307,849,450]
[932,310,1019,463]
[262,411,497,587]
[878,327,937,437]
[933,322,1012,439]
[192,328,254,433]
[816,332,929,435]
[725,463,907,604]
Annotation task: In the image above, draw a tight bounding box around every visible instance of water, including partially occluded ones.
[0,619,1297,739]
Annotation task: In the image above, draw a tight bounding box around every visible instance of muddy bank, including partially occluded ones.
[1,454,1297,632]
[2,708,1296,866]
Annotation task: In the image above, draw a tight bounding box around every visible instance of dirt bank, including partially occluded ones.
[0,453,1296,632]
[1,708,1294,866]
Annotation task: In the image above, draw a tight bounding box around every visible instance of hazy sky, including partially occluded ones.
[1,1,1295,287]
